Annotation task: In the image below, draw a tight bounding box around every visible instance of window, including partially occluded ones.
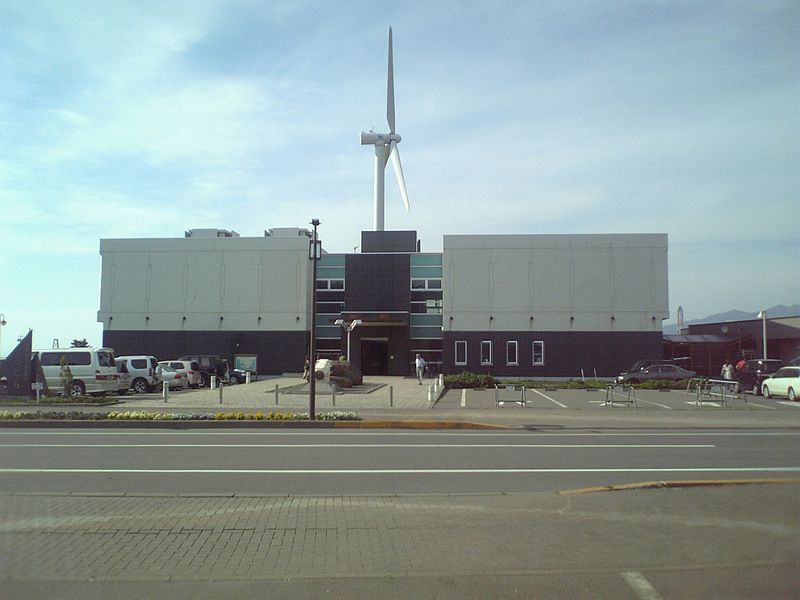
[455,341,467,366]
[506,341,518,366]
[532,341,545,366]
[411,279,442,290]
[316,279,345,290]
[481,341,492,365]
[40,352,91,366]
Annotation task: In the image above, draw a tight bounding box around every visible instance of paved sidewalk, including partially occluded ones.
[1,485,798,598]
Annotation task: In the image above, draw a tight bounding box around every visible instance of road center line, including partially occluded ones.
[0,467,800,475]
[0,443,717,449]
[622,571,665,600]
[0,467,796,474]
[529,388,568,408]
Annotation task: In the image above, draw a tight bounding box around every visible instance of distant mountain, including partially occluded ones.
[664,304,800,334]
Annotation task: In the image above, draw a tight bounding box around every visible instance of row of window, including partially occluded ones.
[316,279,444,291]
[454,340,545,366]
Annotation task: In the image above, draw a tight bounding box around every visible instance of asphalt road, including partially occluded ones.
[1,428,799,495]
[1,428,798,599]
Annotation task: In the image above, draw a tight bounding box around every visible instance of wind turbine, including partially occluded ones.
[360,27,410,231]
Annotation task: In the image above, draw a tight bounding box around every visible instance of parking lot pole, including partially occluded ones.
[218,382,223,404]
[389,385,393,407]
[308,218,321,421]
[162,381,169,403]
[275,384,279,406]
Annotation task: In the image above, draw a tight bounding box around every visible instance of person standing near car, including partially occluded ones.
[721,360,734,381]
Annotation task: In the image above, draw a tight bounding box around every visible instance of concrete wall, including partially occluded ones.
[443,234,669,333]
[98,236,312,333]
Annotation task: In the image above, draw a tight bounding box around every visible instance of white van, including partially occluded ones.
[35,347,118,396]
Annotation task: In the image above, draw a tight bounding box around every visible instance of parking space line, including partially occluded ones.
[622,571,664,600]
[746,402,776,409]
[778,401,800,408]
[460,389,467,408]
[636,397,672,410]
[529,388,567,408]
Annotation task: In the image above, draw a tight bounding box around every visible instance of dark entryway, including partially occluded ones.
[361,339,389,375]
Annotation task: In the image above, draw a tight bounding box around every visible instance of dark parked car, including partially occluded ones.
[739,359,784,396]
[617,363,696,385]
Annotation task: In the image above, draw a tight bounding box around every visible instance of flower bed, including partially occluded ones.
[0,410,361,421]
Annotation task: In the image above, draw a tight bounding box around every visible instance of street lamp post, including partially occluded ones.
[0,314,6,359]
[334,319,363,362]
[757,309,767,359]
[308,219,321,421]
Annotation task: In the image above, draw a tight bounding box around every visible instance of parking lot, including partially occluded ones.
[436,385,800,412]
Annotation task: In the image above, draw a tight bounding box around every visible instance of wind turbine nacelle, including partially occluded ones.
[360,131,402,146]
[360,131,385,145]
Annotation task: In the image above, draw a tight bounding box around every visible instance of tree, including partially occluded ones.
[70,339,89,348]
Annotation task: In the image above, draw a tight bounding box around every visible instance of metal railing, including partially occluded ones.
[604,384,637,408]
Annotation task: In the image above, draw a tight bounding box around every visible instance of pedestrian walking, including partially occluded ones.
[415,353,426,384]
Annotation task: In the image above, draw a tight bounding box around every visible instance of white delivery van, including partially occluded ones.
[35,347,119,396]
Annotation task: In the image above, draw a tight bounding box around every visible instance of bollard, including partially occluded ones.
[162,381,169,402]
[245,371,251,384]
[210,375,217,390]
[438,374,444,387]
[331,387,336,407]
[389,385,393,407]
[428,384,433,403]
[218,381,223,404]
[275,383,279,406]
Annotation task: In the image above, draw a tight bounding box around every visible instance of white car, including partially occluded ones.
[761,366,800,401]
[156,365,189,390]
[159,360,202,388]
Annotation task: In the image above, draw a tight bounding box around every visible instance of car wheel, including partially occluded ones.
[789,388,796,402]
[198,373,207,387]
[762,385,771,399]
[132,378,149,394]
[751,383,760,396]
[70,380,86,397]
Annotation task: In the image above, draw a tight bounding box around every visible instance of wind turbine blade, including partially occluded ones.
[386,27,395,133]
[389,140,410,212]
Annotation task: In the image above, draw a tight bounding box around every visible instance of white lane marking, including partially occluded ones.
[778,401,800,408]
[460,388,467,408]
[0,467,796,474]
[622,571,664,600]
[0,443,717,449]
[529,388,567,408]
[635,397,672,410]
[746,402,776,409]
[685,401,722,408]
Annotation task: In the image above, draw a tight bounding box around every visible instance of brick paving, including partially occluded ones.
[1,486,798,583]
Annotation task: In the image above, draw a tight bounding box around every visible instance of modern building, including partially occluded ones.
[98,228,669,379]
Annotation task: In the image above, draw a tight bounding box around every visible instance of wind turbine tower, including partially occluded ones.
[360,27,410,231]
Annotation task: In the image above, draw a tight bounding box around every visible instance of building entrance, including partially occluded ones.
[360,339,389,375]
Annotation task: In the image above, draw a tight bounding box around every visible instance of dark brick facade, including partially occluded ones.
[103,330,308,376]
[443,331,663,378]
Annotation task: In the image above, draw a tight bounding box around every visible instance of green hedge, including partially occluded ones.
[444,372,498,389]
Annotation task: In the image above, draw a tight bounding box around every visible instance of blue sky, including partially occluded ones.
[1,0,798,355]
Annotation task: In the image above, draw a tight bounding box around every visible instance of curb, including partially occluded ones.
[0,419,508,430]
[558,478,800,496]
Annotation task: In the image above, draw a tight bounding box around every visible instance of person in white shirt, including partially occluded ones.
[415,354,426,384]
